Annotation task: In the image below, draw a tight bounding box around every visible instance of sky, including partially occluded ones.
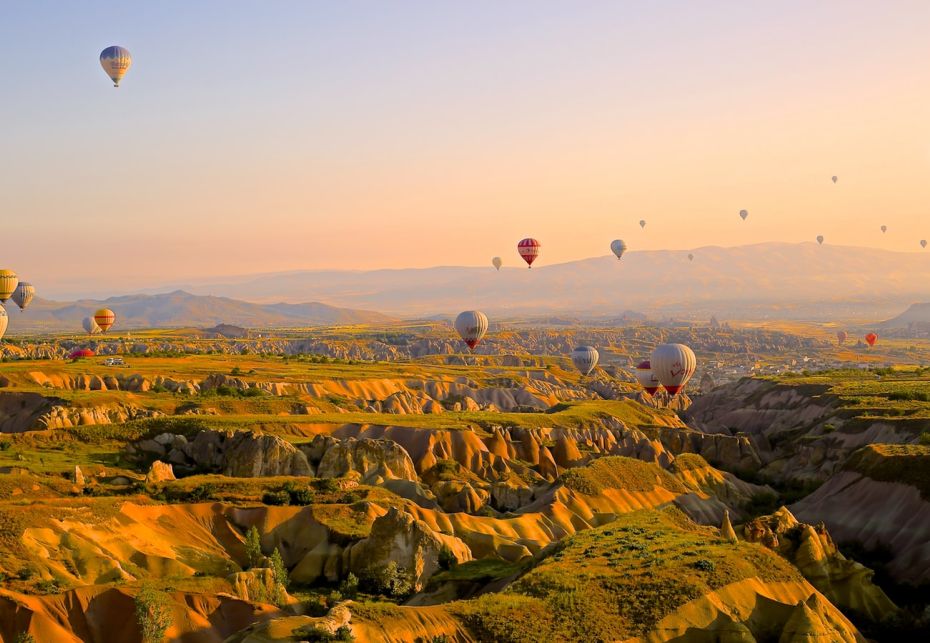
[3,1,930,297]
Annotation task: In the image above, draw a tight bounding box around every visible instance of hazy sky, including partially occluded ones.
[3,1,930,295]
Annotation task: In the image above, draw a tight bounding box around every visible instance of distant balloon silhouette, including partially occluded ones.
[688,253,694,261]
[492,257,502,271]
[836,331,847,346]
[922,240,928,249]
[639,220,646,229]
[880,225,887,234]
[831,176,838,184]
[865,333,878,347]
[816,235,824,245]
[739,209,748,221]
[99,46,132,87]
[610,239,627,260]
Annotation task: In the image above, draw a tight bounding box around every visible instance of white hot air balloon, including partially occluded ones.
[11,282,35,312]
[0,305,7,341]
[739,209,748,221]
[610,240,627,260]
[635,360,661,395]
[83,316,101,335]
[650,343,697,396]
[492,257,502,271]
[454,310,488,350]
[570,346,599,376]
[639,219,646,229]
[816,235,824,245]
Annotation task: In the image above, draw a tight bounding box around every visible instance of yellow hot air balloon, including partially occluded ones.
[100,46,132,87]
[492,257,502,271]
[0,270,18,303]
[94,308,116,332]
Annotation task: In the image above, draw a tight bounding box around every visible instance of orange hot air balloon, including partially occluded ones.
[94,308,116,332]
[836,331,848,346]
[865,333,877,347]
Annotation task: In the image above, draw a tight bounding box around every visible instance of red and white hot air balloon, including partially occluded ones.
[635,360,661,395]
[517,238,540,268]
[454,310,488,350]
[865,333,878,347]
[650,344,697,396]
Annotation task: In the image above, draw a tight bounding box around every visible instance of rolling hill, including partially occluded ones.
[4,290,393,332]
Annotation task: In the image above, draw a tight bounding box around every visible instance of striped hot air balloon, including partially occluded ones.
[454,310,488,350]
[517,238,540,268]
[570,346,599,376]
[11,282,34,311]
[0,270,18,303]
[651,344,697,396]
[94,308,116,332]
[100,46,132,87]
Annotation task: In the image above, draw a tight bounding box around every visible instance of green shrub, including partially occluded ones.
[438,545,458,571]
[135,584,173,643]
[692,559,716,572]
[262,490,291,506]
[339,572,359,599]
[283,481,315,505]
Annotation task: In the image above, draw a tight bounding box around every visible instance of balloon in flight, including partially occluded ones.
[610,239,627,260]
[688,253,694,261]
[100,46,132,87]
[739,209,748,221]
[11,282,34,311]
[517,238,540,268]
[0,270,18,303]
[570,346,599,376]
[492,257,502,271]
[650,343,697,396]
[639,220,646,229]
[94,308,116,333]
[0,305,7,341]
[880,225,887,234]
[454,310,488,350]
[816,235,824,245]
[836,331,848,346]
[922,240,928,249]
[635,360,661,395]
[831,176,838,184]
[83,316,101,335]
[865,333,878,347]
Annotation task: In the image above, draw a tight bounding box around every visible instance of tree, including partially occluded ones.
[270,547,289,588]
[135,584,172,643]
[245,525,262,569]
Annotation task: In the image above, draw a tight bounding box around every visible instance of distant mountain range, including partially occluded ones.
[5,291,393,332]
[154,242,930,320]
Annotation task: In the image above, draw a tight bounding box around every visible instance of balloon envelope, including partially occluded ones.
[635,360,661,395]
[492,257,502,271]
[0,305,7,341]
[880,225,887,233]
[639,220,646,229]
[610,239,627,260]
[100,46,132,86]
[688,253,694,261]
[836,331,848,346]
[922,240,928,249]
[11,282,34,311]
[570,346,599,376]
[0,270,18,303]
[650,344,697,396]
[94,308,116,332]
[739,209,748,221]
[831,176,838,183]
[816,235,824,245]
[454,310,488,350]
[83,317,101,334]
[865,333,878,347]
[69,348,95,360]
[517,238,540,268]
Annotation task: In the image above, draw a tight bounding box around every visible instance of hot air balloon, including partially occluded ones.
[635,360,661,395]
[517,238,540,268]
[492,257,502,271]
[688,253,694,261]
[610,240,627,260]
[0,305,7,342]
[100,46,132,87]
[865,333,877,347]
[83,316,101,335]
[11,282,34,312]
[68,348,96,360]
[836,331,848,346]
[881,225,887,234]
[570,346,599,376]
[816,235,824,245]
[922,240,927,249]
[454,310,488,350]
[0,270,18,303]
[739,209,748,221]
[94,308,115,333]
[831,176,838,184]
[650,344,697,396]
[639,220,646,229]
